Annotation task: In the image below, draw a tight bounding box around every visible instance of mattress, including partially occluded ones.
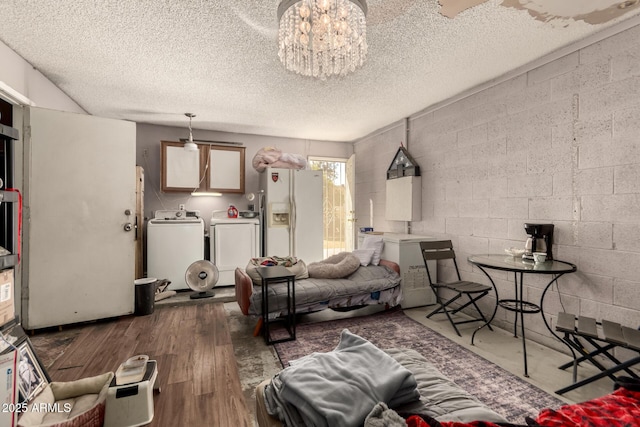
[248,264,402,316]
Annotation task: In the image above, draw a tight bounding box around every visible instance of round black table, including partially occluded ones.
[468,254,577,377]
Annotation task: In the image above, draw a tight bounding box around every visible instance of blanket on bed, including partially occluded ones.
[248,264,401,315]
[263,330,420,427]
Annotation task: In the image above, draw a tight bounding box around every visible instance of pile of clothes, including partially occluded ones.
[263,329,420,427]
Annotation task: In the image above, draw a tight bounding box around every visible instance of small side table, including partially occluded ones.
[256,265,296,345]
[468,255,576,377]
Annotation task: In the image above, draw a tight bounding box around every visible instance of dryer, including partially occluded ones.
[210,213,260,286]
[147,210,205,291]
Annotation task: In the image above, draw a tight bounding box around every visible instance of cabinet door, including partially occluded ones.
[160,142,245,193]
[161,141,201,191]
[207,146,245,194]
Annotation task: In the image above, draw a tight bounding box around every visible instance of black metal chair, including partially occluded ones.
[555,312,640,394]
[420,240,493,337]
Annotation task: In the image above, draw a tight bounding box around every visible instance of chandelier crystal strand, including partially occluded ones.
[278,0,367,80]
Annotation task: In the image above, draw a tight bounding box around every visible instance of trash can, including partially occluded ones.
[134,278,157,316]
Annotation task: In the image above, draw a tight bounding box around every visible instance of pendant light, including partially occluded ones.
[184,113,199,152]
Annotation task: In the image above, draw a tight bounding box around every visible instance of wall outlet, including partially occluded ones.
[179,204,186,210]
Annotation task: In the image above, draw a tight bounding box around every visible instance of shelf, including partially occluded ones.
[0,124,19,140]
[1,122,18,270]
[498,299,541,314]
[0,191,18,203]
[0,254,18,270]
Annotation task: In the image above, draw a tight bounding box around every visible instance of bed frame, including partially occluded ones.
[234,259,401,317]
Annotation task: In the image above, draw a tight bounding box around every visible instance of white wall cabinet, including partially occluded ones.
[207,146,245,194]
[161,141,245,193]
[161,142,200,190]
[385,176,421,221]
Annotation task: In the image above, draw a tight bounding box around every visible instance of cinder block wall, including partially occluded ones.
[354,25,640,352]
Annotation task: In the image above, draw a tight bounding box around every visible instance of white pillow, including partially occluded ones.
[352,249,375,266]
[362,235,385,266]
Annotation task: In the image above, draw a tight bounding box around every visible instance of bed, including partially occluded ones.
[234,259,402,317]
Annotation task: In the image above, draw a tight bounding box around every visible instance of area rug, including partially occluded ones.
[224,302,282,425]
[273,308,565,424]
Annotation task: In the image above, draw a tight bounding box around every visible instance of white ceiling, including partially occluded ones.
[1,0,640,142]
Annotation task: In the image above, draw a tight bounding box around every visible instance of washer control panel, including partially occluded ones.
[154,209,200,220]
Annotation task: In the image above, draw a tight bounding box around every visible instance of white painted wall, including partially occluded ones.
[0,40,85,113]
[355,24,640,352]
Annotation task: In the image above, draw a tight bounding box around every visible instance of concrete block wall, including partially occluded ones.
[354,24,640,353]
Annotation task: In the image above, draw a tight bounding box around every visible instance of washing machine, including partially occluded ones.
[147,210,205,291]
[210,212,260,286]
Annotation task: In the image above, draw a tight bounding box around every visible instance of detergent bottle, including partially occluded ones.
[227,204,238,218]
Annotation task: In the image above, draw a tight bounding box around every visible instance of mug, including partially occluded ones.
[533,252,547,263]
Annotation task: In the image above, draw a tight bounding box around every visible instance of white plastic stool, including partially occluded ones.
[104,360,158,427]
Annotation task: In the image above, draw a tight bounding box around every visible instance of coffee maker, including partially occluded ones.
[523,223,554,260]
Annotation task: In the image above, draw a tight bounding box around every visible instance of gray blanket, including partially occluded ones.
[387,348,508,423]
[249,264,401,315]
[264,330,420,427]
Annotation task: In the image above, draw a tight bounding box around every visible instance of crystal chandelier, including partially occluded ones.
[277,0,368,80]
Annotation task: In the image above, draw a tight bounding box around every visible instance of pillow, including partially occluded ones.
[362,235,385,266]
[352,249,375,266]
[307,252,361,279]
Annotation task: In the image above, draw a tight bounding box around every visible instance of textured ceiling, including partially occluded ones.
[1,0,640,141]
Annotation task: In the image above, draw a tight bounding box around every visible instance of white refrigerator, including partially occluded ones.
[259,168,323,263]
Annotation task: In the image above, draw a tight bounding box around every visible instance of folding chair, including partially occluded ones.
[420,240,493,337]
[555,312,640,394]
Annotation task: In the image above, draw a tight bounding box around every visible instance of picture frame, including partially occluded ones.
[0,317,25,354]
[17,340,47,403]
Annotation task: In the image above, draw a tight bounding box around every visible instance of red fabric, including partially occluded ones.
[406,416,505,427]
[441,422,505,427]
[406,415,431,427]
[535,388,640,427]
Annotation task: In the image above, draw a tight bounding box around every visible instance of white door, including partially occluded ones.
[292,169,324,263]
[22,107,137,329]
[345,154,356,251]
[260,168,291,257]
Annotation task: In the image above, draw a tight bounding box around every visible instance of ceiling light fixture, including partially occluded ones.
[277,0,368,80]
[190,191,223,197]
[183,113,199,152]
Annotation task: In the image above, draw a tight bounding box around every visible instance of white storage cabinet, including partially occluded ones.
[359,233,436,309]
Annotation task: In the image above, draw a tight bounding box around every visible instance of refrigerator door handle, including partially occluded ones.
[290,170,296,256]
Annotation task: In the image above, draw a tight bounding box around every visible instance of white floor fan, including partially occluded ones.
[185,260,218,299]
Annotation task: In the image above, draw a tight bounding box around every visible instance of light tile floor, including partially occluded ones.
[403,306,615,406]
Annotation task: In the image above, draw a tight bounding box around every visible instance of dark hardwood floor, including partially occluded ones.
[38,303,252,426]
